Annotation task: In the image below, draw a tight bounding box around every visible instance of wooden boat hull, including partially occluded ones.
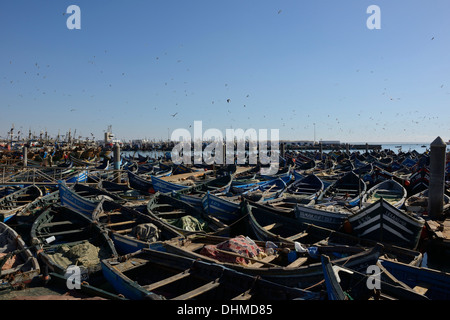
[202,192,242,224]
[379,259,450,300]
[101,248,321,300]
[294,203,352,231]
[0,185,43,222]
[244,201,423,266]
[127,170,155,194]
[155,235,384,290]
[0,222,40,289]
[58,181,99,218]
[347,198,425,250]
[30,204,118,284]
[362,179,407,209]
[92,198,184,255]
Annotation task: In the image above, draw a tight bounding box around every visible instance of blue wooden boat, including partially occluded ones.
[98,180,151,201]
[405,189,450,215]
[0,185,43,223]
[92,198,184,254]
[147,192,228,236]
[243,177,289,203]
[320,254,428,300]
[127,170,155,194]
[378,258,450,300]
[58,181,99,218]
[65,169,88,183]
[0,222,40,290]
[101,248,321,300]
[317,171,367,207]
[154,234,387,290]
[362,179,407,209]
[15,190,60,228]
[150,174,198,194]
[171,173,235,209]
[30,204,118,285]
[294,202,353,231]
[347,198,425,250]
[201,192,243,224]
[286,173,324,202]
[244,200,423,267]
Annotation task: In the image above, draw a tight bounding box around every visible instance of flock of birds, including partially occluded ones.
[2,7,448,143]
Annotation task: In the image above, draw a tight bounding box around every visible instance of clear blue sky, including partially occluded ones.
[1,0,449,143]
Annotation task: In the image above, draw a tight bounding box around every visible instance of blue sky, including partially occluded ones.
[1,0,449,143]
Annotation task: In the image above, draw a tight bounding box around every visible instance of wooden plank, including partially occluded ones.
[142,269,191,292]
[287,232,308,241]
[98,211,122,217]
[232,291,253,300]
[106,220,136,227]
[262,222,283,231]
[41,228,86,237]
[114,228,133,234]
[40,220,74,228]
[413,283,430,295]
[286,257,308,268]
[172,280,220,300]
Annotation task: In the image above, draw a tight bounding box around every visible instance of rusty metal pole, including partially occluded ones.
[428,136,447,219]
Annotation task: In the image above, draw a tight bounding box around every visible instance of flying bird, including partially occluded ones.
[171,112,178,117]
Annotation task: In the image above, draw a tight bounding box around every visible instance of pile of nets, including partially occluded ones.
[46,241,108,273]
[200,235,267,265]
[165,215,209,232]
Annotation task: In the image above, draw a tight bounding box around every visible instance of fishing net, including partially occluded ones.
[165,215,208,232]
[46,241,109,273]
[200,235,266,265]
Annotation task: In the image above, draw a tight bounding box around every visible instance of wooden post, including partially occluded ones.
[23,146,28,167]
[428,136,447,219]
[114,143,121,183]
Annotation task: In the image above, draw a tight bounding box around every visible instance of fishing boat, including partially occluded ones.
[320,255,428,300]
[0,222,40,290]
[347,198,425,250]
[362,179,407,208]
[378,258,450,300]
[293,202,354,231]
[153,234,385,290]
[405,189,450,215]
[243,177,289,203]
[317,171,367,207]
[92,198,184,254]
[30,204,118,285]
[127,170,155,194]
[201,192,243,224]
[0,185,43,222]
[285,173,324,203]
[15,190,60,235]
[170,173,235,209]
[147,192,229,236]
[58,181,103,218]
[97,179,151,204]
[100,248,321,300]
[407,167,430,196]
[243,201,422,266]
